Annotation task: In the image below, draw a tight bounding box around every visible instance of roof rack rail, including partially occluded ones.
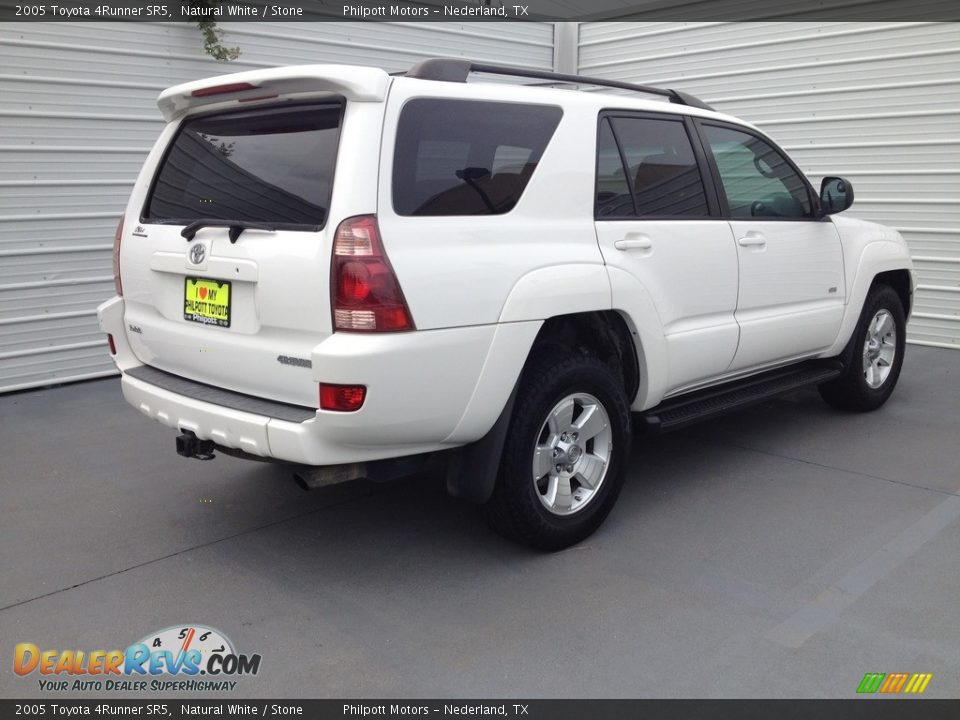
[404,58,715,112]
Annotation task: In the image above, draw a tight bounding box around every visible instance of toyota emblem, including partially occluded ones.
[189,244,206,265]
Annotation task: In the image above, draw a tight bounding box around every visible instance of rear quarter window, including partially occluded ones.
[144,102,342,228]
[392,99,563,216]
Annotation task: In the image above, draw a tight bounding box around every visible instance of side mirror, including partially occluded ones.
[819,176,854,216]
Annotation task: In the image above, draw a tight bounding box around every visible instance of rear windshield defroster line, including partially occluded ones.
[143,102,344,231]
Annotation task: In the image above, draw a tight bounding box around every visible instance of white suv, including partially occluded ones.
[99,59,914,550]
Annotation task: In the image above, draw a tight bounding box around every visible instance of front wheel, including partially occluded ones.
[819,284,906,412]
[484,353,631,551]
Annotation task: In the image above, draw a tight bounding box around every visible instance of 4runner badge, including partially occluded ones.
[277,355,312,369]
[189,244,206,265]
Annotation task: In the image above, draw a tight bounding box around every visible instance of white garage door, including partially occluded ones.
[578,21,960,349]
[0,20,556,392]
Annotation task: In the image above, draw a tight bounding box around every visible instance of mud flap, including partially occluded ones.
[445,380,519,504]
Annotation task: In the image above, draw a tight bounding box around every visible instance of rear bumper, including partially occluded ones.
[118,368,453,465]
[97,296,532,466]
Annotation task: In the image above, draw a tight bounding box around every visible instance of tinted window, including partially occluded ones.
[393,99,562,216]
[606,117,709,217]
[595,118,634,217]
[703,125,812,218]
[145,103,341,227]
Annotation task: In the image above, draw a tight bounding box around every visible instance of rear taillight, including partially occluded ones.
[107,334,117,356]
[319,383,366,412]
[331,215,414,332]
[112,217,123,296]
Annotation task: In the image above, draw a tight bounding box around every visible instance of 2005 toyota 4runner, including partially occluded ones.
[99,59,914,549]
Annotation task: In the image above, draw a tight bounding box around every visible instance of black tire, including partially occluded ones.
[483,352,631,551]
[818,284,906,412]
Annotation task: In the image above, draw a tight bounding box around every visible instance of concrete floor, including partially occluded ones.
[1,345,958,699]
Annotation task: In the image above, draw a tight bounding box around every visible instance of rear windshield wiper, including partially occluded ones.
[180,219,277,243]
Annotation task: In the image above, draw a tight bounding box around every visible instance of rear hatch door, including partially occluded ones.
[121,86,370,407]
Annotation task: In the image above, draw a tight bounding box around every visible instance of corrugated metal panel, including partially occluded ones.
[0,21,555,393]
[572,3,959,22]
[579,21,960,348]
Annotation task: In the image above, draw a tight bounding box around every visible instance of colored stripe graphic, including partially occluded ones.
[857,672,932,694]
[880,673,909,693]
[904,673,933,694]
[857,673,886,693]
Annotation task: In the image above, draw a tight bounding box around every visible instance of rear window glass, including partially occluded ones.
[144,102,342,228]
[393,99,562,216]
[606,116,709,217]
[595,118,634,217]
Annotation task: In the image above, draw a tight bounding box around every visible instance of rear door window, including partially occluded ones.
[144,102,342,228]
[595,117,634,217]
[392,99,563,216]
[601,115,710,218]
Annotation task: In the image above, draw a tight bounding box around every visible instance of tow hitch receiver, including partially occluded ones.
[176,430,216,461]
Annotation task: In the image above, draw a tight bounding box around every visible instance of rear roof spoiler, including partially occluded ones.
[157,64,390,122]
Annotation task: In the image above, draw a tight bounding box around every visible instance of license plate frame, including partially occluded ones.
[184,277,232,328]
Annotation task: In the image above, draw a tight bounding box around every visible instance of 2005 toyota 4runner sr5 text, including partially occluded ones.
[99,59,914,550]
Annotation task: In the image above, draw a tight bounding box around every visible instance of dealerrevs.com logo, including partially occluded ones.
[14,624,261,693]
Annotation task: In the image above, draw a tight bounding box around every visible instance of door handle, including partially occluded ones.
[737,233,766,247]
[614,235,653,251]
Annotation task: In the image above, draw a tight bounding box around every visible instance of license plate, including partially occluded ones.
[184,278,231,328]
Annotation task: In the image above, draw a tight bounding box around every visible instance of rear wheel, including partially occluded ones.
[484,352,631,551]
[819,284,906,412]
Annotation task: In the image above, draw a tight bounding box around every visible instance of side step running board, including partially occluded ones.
[641,361,844,433]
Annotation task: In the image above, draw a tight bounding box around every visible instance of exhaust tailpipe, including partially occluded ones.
[292,463,367,491]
